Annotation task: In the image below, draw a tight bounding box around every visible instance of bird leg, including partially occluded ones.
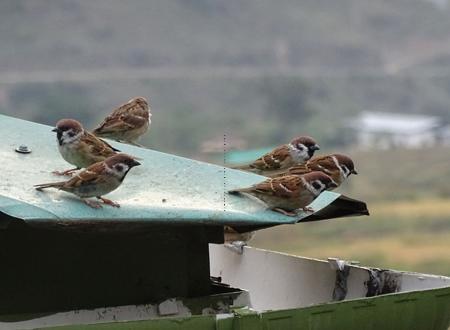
[271,208,297,217]
[126,141,145,147]
[302,206,315,213]
[52,168,80,176]
[83,199,103,209]
[97,196,120,208]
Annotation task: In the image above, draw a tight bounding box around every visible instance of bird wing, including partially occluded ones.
[287,155,335,176]
[306,155,337,175]
[249,145,291,171]
[252,176,302,198]
[93,98,149,134]
[82,132,117,158]
[61,162,108,190]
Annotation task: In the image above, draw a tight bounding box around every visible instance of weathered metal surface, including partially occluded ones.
[32,287,450,330]
[0,287,250,329]
[0,114,368,230]
[209,245,450,311]
[2,244,449,329]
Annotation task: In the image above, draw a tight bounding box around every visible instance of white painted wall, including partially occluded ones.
[209,244,450,311]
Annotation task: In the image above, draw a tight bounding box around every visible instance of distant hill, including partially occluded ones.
[2,0,450,155]
[2,0,450,73]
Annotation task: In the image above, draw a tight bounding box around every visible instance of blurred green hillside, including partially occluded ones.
[252,146,450,276]
[2,0,450,155]
[2,0,450,72]
[0,0,449,275]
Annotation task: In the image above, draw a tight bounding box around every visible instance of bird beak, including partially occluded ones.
[51,127,59,133]
[351,169,358,175]
[131,160,141,167]
[330,180,338,188]
[312,144,320,151]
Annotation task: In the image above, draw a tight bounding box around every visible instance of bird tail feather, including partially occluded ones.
[34,181,65,191]
[230,164,252,170]
[228,187,254,195]
[228,189,243,196]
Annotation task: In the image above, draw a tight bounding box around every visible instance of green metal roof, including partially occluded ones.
[0,114,368,231]
[226,147,274,165]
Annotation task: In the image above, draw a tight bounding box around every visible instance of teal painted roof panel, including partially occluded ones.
[0,115,368,230]
[226,147,274,164]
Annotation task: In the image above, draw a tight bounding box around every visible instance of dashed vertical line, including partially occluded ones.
[223,133,227,212]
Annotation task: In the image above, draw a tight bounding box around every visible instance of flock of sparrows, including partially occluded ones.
[229,136,357,216]
[34,97,150,208]
[34,97,357,216]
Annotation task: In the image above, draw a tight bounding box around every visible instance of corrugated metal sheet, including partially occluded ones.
[0,115,368,230]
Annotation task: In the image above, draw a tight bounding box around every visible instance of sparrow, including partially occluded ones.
[224,226,255,244]
[35,154,141,208]
[92,97,151,146]
[52,119,119,176]
[278,153,358,186]
[228,171,337,216]
[232,136,320,176]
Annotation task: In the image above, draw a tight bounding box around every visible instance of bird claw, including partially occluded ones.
[128,141,145,148]
[84,199,103,209]
[97,197,120,208]
[302,206,315,213]
[272,208,297,217]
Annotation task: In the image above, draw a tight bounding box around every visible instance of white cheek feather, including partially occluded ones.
[312,180,326,195]
[332,156,347,180]
[104,164,114,175]
[110,164,129,178]
[301,177,324,196]
[289,143,308,162]
[62,130,83,144]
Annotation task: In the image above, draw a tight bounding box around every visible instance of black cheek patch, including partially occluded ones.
[56,132,63,145]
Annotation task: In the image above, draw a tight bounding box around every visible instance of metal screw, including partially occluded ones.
[15,145,32,154]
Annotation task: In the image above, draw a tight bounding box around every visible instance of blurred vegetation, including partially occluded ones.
[2,0,450,71]
[2,0,450,152]
[251,146,450,275]
[0,0,449,275]
[8,83,95,126]
[253,197,450,275]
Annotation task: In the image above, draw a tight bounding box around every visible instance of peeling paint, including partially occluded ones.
[332,265,351,301]
[365,269,401,297]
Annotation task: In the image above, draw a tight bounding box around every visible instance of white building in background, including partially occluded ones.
[352,111,443,150]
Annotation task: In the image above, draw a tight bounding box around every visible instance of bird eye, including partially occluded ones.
[115,165,124,172]
[341,165,350,176]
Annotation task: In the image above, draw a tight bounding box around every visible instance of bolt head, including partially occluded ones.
[15,145,32,154]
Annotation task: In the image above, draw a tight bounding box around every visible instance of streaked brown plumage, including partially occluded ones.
[93,97,150,146]
[277,153,357,187]
[228,171,337,216]
[232,136,320,176]
[35,154,141,208]
[53,119,119,176]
